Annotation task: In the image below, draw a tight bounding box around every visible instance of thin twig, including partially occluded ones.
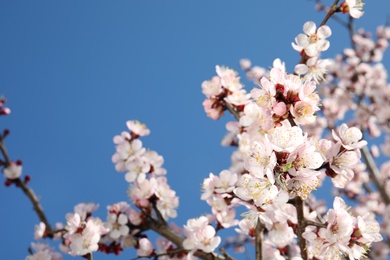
[347,15,356,49]
[0,138,53,232]
[304,219,327,228]
[0,137,11,167]
[320,0,341,27]
[361,146,390,205]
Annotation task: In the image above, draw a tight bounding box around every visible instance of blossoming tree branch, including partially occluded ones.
[1,0,390,259]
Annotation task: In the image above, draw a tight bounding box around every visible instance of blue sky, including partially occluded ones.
[1,1,390,259]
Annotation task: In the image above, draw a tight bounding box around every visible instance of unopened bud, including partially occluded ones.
[0,108,11,115]
[24,175,31,184]
[2,129,10,138]
[4,179,13,187]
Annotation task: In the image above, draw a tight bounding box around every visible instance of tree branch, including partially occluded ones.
[255,220,264,260]
[295,197,308,260]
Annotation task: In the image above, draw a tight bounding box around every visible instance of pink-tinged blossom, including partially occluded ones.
[26,243,62,260]
[212,169,238,194]
[287,169,321,200]
[246,66,267,83]
[319,197,354,244]
[239,58,251,70]
[126,120,150,137]
[2,161,22,179]
[327,142,360,188]
[332,123,367,150]
[34,222,46,240]
[215,65,243,91]
[288,142,324,171]
[234,174,279,208]
[295,57,331,83]
[113,131,131,145]
[225,89,250,106]
[65,216,109,256]
[144,150,167,176]
[137,238,154,257]
[292,21,332,57]
[303,197,354,259]
[128,177,157,208]
[202,98,224,120]
[235,218,256,237]
[183,216,221,253]
[268,222,295,248]
[238,103,260,128]
[268,124,306,153]
[201,76,223,98]
[155,177,179,220]
[106,211,130,240]
[355,214,383,244]
[65,213,82,235]
[371,144,380,157]
[73,203,99,221]
[251,77,276,109]
[262,241,288,260]
[125,156,150,182]
[221,121,240,147]
[302,197,380,260]
[291,100,318,125]
[246,139,276,180]
[340,0,365,19]
[202,170,238,200]
[215,208,238,228]
[116,139,145,163]
[128,208,142,226]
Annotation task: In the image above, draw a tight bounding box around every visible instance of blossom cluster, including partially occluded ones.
[321,26,390,133]
[292,21,332,83]
[2,1,390,259]
[112,120,179,221]
[183,216,221,255]
[25,243,62,260]
[304,197,382,260]
[61,203,108,256]
[201,65,250,120]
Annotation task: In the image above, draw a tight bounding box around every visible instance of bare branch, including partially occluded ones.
[361,146,390,205]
